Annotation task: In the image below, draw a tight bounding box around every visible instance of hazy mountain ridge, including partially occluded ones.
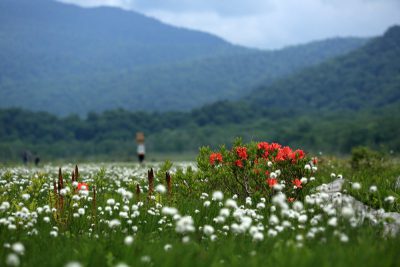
[0,26,399,157]
[0,0,368,115]
[247,25,400,111]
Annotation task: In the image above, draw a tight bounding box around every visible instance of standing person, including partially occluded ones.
[136,132,146,163]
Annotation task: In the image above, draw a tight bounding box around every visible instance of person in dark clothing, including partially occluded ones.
[34,156,40,166]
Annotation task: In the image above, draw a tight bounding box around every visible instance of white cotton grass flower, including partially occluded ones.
[328,217,338,227]
[124,235,134,246]
[114,263,130,267]
[175,216,195,234]
[109,219,121,228]
[225,199,237,209]
[340,233,349,243]
[164,244,172,251]
[273,184,284,191]
[155,184,166,194]
[369,185,378,193]
[298,214,308,224]
[21,193,30,201]
[11,242,25,255]
[6,253,20,267]
[267,229,278,237]
[203,201,211,207]
[312,166,318,172]
[384,196,395,204]
[50,230,58,237]
[161,207,178,216]
[219,208,230,217]
[200,193,209,200]
[64,261,83,267]
[203,225,215,236]
[296,234,304,242]
[341,206,355,219]
[119,211,129,219]
[304,164,311,171]
[352,182,361,190]
[212,191,224,201]
[269,215,279,225]
[256,202,265,209]
[292,201,303,212]
[246,197,252,206]
[0,201,11,211]
[78,208,85,216]
[60,189,68,196]
[141,256,151,263]
[252,232,264,242]
[107,199,116,206]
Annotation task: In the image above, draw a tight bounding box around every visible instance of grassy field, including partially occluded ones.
[0,156,399,267]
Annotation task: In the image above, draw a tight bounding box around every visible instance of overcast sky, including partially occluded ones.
[58,0,400,49]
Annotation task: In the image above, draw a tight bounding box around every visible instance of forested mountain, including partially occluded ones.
[0,0,368,115]
[247,25,400,112]
[1,26,399,160]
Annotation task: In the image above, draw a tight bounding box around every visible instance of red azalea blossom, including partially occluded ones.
[236,147,248,160]
[267,178,277,188]
[312,157,318,165]
[265,170,270,177]
[77,182,89,191]
[257,142,269,151]
[288,197,295,202]
[270,143,282,151]
[292,179,302,188]
[235,160,243,168]
[209,152,223,165]
[290,149,306,163]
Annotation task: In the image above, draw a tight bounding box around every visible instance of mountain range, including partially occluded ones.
[1,0,399,159]
[0,0,368,115]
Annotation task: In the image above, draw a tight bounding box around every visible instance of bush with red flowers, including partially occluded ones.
[197,139,317,200]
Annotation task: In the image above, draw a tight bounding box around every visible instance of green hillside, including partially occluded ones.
[0,0,367,115]
[248,25,400,112]
[1,26,399,160]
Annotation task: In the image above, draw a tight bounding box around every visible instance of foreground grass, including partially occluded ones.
[2,223,399,267]
[0,159,399,267]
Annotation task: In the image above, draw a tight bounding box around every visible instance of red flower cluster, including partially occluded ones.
[235,160,243,168]
[236,146,248,160]
[77,182,89,191]
[209,152,223,165]
[257,142,305,163]
[206,140,310,200]
[267,178,277,188]
[292,178,302,188]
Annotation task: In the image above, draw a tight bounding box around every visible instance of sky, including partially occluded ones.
[58,0,400,49]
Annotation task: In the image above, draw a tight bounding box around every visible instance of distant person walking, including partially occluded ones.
[136,132,146,163]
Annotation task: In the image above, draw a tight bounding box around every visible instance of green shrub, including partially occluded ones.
[196,139,316,200]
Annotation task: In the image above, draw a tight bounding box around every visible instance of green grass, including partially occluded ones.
[0,159,399,267]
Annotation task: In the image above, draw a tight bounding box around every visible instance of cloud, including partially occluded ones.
[58,0,400,49]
